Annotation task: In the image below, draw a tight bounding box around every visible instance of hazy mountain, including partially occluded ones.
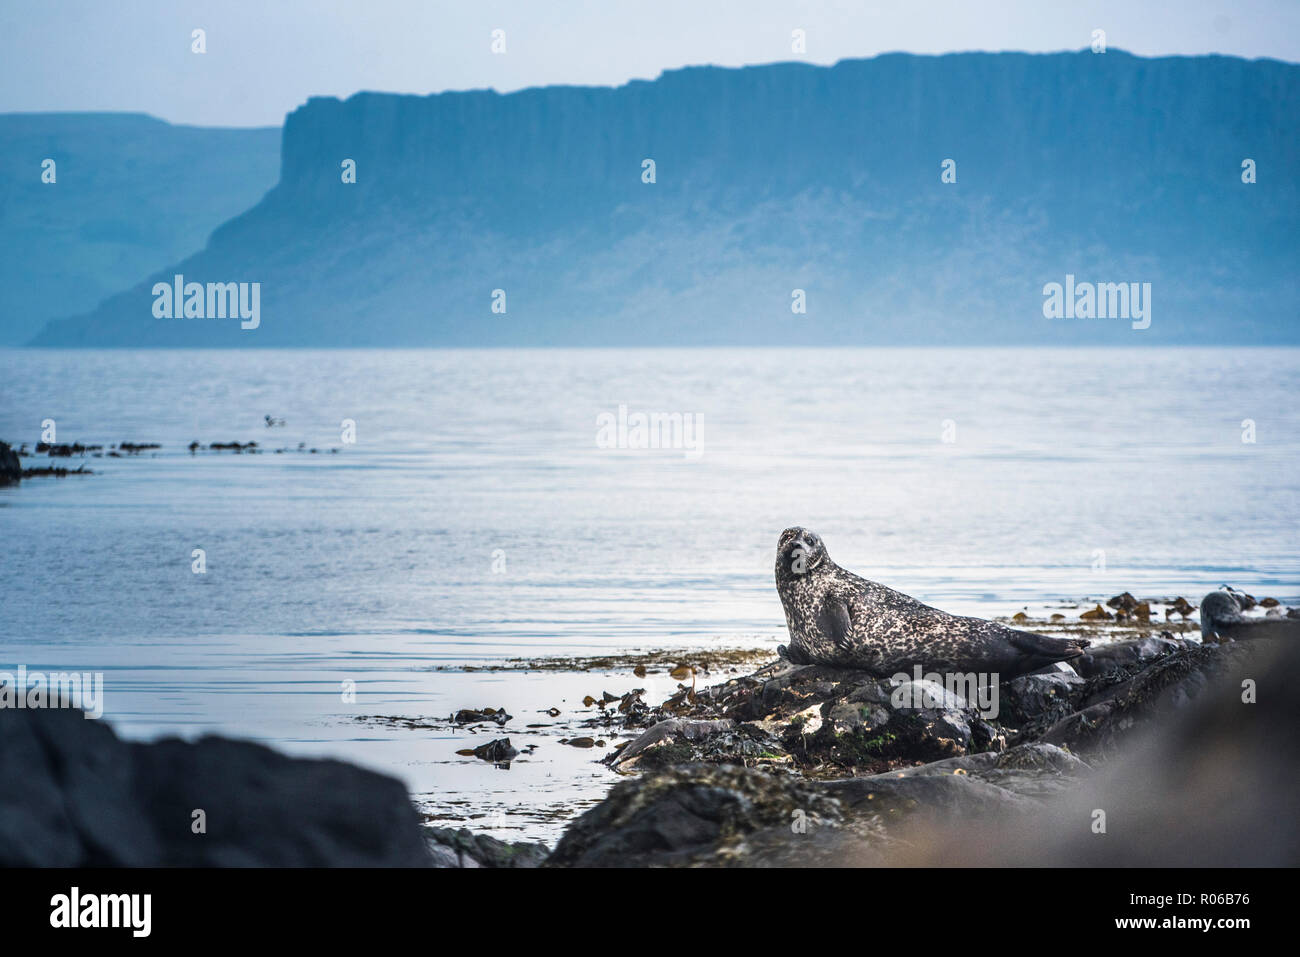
[27,51,1300,347]
[1,113,279,345]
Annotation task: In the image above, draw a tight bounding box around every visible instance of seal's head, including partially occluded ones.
[1199,590,1244,641]
[775,526,829,584]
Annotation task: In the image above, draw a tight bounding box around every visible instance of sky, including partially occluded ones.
[2,0,1298,127]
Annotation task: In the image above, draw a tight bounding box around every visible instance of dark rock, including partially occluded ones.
[424,827,549,868]
[545,760,1033,867]
[0,441,20,486]
[21,464,93,478]
[469,738,518,763]
[1039,640,1250,757]
[1000,668,1087,727]
[35,442,101,456]
[1105,592,1138,611]
[209,441,258,452]
[607,718,736,768]
[0,706,431,866]
[888,742,1092,799]
[931,631,1300,865]
[545,764,844,867]
[451,707,511,727]
[1071,634,1189,679]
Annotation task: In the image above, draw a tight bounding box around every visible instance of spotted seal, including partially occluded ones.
[774,527,1088,679]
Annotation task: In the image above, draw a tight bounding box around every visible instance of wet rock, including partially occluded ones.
[1071,634,1189,679]
[1080,603,1112,620]
[0,705,431,866]
[547,590,1299,866]
[822,699,891,737]
[451,707,511,727]
[0,441,20,486]
[930,634,1300,866]
[424,827,548,868]
[35,442,101,456]
[21,464,93,479]
[1000,668,1086,728]
[608,719,790,772]
[608,718,735,768]
[545,764,832,867]
[464,738,518,764]
[209,441,258,452]
[1039,640,1252,757]
[887,742,1092,799]
[1106,592,1138,612]
[545,761,1032,867]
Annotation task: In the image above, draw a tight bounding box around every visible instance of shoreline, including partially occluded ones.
[398,590,1285,845]
[3,587,1295,865]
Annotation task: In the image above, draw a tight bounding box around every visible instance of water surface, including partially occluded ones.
[3,347,1296,839]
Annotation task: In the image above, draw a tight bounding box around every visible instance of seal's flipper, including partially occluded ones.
[817,598,854,651]
[1007,629,1088,672]
[778,643,812,665]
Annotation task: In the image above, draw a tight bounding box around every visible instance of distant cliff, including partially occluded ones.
[1,113,279,345]
[28,51,1300,346]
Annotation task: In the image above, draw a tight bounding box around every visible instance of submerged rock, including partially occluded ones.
[463,738,518,764]
[451,707,511,727]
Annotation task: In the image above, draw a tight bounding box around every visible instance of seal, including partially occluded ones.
[1200,589,1300,642]
[774,526,1088,679]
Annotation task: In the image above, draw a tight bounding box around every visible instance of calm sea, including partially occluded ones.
[2,347,1297,838]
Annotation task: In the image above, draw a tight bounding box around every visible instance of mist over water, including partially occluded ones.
[2,346,1296,834]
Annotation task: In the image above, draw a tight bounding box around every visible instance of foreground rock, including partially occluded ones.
[553,584,1298,866]
[550,743,1083,867]
[425,827,549,868]
[551,634,1295,866]
[0,704,432,866]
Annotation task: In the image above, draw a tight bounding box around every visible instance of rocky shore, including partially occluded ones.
[2,588,1295,867]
